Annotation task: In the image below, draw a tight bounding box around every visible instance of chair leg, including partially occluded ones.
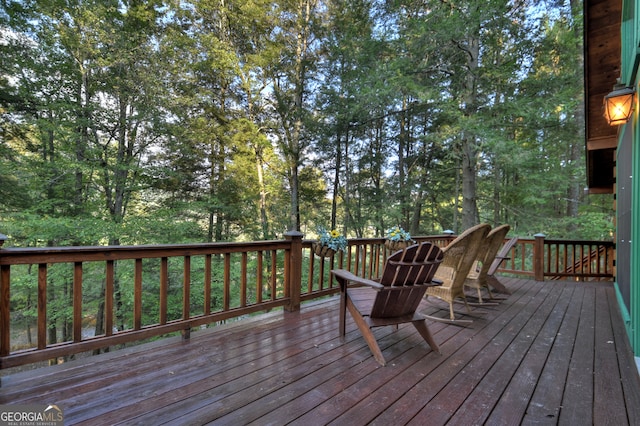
[413,320,440,354]
[346,297,386,366]
[339,290,347,339]
[487,275,511,295]
[466,286,499,306]
[485,285,495,300]
[461,295,472,314]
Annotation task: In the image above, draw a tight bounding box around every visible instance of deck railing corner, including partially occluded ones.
[285,230,304,312]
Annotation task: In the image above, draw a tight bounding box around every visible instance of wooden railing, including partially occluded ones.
[0,232,613,371]
[493,235,615,281]
[536,236,615,281]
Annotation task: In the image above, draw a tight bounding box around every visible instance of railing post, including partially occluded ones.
[0,233,8,385]
[534,233,546,281]
[284,231,304,312]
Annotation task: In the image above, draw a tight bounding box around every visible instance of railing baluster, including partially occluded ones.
[159,258,168,325]
[256,251,263,304]
[307,250,315,294]
[134,259,142,330]
[241,252,247,307]
[0,265,9,357]
[183,255,191,320]
[223,253,231,311]
[73,262,83,342]
[38,264,47,349]
[270,250,277,301]
[204,254,212,314]
[367,244,374,279]
[106,260,114,335]
[315,256,324,292]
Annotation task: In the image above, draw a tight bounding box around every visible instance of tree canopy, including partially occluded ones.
[0,0,614,246]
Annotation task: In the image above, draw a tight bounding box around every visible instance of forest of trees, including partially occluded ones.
[1,0,615,249]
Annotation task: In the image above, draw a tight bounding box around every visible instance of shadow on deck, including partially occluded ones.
[2,277,640,425]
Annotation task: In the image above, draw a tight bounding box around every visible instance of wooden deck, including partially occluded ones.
[1,277,640,425]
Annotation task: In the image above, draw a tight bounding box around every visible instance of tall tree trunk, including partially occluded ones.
[566,0,584,229]
[398,99,407,227]
[460,33,481,230]
[461,131,479,229]
[331,130,342,230]
[256,148,270,240]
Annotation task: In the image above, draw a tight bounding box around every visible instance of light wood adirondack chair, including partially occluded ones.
[423,223,491,325]
[332,242,444,366]
[464,224,511,303]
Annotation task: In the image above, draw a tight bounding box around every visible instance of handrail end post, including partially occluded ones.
[533,233,546,281]
[284,231,304,312]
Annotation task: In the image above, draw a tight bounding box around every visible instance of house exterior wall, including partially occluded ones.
[617,128,632,310]
[617,0,640,356]
[615,121,636,352]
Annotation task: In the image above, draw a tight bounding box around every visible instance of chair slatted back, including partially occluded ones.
[488,236,519,276]
[371,242,443,318]
[379,242,443,286]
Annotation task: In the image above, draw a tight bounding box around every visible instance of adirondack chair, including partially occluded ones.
[485,236,519,295]
[332,242,444,366]
[464,224,511,303]
[423,223,491,325]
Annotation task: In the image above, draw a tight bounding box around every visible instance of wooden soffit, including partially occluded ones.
[585,0,622,193]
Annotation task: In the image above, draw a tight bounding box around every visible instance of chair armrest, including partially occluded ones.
[331,269,384,291]
[488,255,511,275]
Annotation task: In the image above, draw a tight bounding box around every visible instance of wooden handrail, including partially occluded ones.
[0,233,613,372]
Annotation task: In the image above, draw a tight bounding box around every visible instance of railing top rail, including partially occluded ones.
[0,240,290,265]
[542,239,615,246]
[302,235,456,245]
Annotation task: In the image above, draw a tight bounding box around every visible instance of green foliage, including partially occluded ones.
[1,0,602,245]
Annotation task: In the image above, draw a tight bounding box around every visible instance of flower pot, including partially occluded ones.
[385,239,411,252]
[312,242,336,258]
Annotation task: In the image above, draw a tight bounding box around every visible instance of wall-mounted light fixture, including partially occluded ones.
[603,85,635,126]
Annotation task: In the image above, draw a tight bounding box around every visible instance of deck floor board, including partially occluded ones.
[1,277,639,426]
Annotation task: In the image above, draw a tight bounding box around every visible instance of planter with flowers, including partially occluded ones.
[312,227,347,258]
[385,226,413,252]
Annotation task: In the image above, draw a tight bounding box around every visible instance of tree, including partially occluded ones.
[270,0,322,232]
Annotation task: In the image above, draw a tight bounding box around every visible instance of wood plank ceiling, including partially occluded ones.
[585,0,622,193]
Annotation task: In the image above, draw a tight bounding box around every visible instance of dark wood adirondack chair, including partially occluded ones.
[464,224,511,303]
[332,242,444,366]
[423,223,491,325]
[485,236,519,295]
